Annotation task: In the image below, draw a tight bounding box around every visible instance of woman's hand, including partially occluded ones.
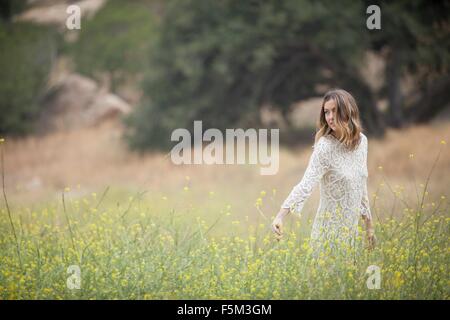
[367,228,376,251]
[363,215,376,251]
[271,216,284,239]
[271,208,289,240]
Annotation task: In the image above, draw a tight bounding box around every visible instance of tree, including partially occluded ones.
[69,0,155,93]
[0,0,27,22]
[367,0,450,127]
[0,22,58,135]
[125,0,387,151]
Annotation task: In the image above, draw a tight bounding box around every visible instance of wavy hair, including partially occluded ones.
[314,89,363,151]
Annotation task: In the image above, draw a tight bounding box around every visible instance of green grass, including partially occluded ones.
[0,141,449,299]
[0,182,448,299]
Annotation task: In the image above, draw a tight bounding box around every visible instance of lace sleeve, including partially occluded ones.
[360,136,372,220]
[360,177,372,220]
[281,137,330,216]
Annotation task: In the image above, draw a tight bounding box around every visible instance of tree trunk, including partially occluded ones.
[339,71,386,138]
[386,50,404,128]
[405,75,450,123]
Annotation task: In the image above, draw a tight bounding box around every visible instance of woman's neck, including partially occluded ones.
[330,131,342,140]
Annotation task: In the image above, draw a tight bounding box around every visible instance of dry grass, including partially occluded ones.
[2,119,449,222]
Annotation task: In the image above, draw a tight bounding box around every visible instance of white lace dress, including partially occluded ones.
[281,132,372,257]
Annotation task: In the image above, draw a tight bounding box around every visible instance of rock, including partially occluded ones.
[86,92,132,126]
[14,0,107,29]
[37,73,132,133]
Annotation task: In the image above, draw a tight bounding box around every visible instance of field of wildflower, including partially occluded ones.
[0,138,449,300]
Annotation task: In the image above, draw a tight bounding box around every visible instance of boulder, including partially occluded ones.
[37,73,131,133]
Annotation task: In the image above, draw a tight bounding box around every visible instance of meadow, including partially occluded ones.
[0,121,449,299]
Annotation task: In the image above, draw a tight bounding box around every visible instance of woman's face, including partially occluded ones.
[324,99,338,132]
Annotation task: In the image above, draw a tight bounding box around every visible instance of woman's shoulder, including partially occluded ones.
[359,132,368,146]
[313,135,334,151]
[316,133,340,145]
[316,132,367,151]
[360,132,367,140]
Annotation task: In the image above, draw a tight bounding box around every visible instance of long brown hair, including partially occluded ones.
[314,89,363,151]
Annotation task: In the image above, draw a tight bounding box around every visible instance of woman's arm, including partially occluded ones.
[280,138,330,215]
[272,138,330,238]
[361,135,375,249]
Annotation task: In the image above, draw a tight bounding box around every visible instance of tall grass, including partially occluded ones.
[0,138,448,299]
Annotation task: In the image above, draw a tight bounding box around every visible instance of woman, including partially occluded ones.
[272,89,376,258]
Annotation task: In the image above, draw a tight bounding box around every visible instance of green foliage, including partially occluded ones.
[0,181,448,299]
[69,0,156,92]
[125,0,370,151]
[368,0,450,74]
[387,1,446,65]
[0,0,28,21]
[0,22,58,135]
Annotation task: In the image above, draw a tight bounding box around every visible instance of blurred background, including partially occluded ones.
[0,0,449,222]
